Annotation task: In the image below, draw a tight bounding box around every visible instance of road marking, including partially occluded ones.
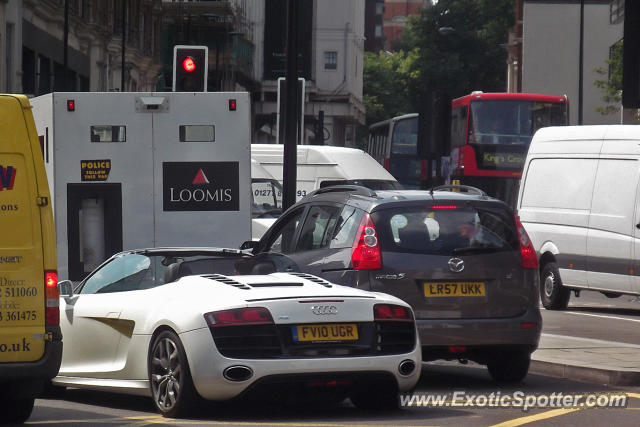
[131,422,435,427]
[561,311,640,324]
[31,417,434,427]
[488,408,581,427]
[542,333,640,348]
[29,415,162,424]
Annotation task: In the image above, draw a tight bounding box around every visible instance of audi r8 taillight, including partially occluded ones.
[204,307,274,327]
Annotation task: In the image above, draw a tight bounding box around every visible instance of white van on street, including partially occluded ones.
[251,159,283,240]
[251,144,402,202]
[517,125,640,309]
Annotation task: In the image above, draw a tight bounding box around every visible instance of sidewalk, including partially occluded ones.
[530,333,640,386]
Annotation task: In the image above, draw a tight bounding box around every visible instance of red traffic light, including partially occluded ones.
[182,56,196,72]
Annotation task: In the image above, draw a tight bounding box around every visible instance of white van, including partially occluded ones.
[251,144,402,201]
[251,159,283,240]
[30,92,251,281]
[517,125,640,309]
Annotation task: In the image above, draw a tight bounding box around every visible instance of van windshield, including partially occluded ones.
[252,179,283,218]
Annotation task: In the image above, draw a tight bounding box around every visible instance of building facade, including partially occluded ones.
[522,0,623,125]
[1,0,163,95]
[250,0,366,147]
[364,0,384,52]
[2,0,366,146]
[382,0,424,51]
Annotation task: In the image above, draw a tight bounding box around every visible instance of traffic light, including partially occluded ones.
[173,45,208,92]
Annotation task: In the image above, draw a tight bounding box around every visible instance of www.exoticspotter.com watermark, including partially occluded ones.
[400,391,628,412]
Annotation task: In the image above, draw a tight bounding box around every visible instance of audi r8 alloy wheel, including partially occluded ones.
[149,330,198,418]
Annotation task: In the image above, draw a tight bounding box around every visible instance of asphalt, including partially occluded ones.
[530,333,640,386]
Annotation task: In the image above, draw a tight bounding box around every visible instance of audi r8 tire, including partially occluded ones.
[487,350,531,383]
[540,262,570,310]
[1,398,34,424]
[350,389,399,411]
[149,330,199,418]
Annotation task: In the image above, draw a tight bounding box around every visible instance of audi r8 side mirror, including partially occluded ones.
[58,280,74,298]
[240,240,259,252]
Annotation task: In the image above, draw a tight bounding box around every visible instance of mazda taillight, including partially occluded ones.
[374,304,413,321]
[204,307,273,327]
[45,271,59,325]
[351,213,382,270]
[515,216,538,269]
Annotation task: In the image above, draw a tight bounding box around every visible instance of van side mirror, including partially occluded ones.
[240,240,259,252]
[58,280,74,297]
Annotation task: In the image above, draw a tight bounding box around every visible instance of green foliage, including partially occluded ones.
[362,51,414,126]
[594,40,623,116]
[363,0,515,124]
[403,0,514,103]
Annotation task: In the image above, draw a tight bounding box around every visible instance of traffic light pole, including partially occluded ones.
[283,0,299,211]
[121,0,126,91]
[578,0,584,125]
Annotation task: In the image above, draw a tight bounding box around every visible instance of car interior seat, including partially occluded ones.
[398,219,430,250]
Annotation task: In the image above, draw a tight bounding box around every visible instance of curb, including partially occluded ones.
[530,359,640,387]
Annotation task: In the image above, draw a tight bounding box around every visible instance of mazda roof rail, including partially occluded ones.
[430,184,487,197]
[308,185,377,198]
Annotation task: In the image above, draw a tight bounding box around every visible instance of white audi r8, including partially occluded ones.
[54,248,421,417]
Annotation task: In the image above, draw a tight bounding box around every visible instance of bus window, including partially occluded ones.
[451,106,467,147]
[391,117,418,155]
[470,100,566,146]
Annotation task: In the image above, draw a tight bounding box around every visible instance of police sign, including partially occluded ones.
[81,159,111,181]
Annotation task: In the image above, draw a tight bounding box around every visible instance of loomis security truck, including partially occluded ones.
[30,92,251,281]
[1,94,61,424]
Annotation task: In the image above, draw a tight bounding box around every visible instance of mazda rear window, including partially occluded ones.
[372,206,518,255]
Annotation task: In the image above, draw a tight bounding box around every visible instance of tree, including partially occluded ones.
[401,0,514,107]
[594,40,623,116]
[360,0,515,150]
[362,51,414,126]
[359,50,416,149]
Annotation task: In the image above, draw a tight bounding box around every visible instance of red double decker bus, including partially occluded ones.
[449,92,568,206]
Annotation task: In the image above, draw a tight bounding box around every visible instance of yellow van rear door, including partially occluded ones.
[0,95,46,362]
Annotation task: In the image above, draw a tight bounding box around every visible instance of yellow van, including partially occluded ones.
[0,95,61,423]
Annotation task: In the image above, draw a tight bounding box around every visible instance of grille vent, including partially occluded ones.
[203,274,251,290]
[286,272,332,288]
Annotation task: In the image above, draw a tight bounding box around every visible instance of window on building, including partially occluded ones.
[53,62,65,91]
[6,24,15,91]
[22,46,35,95]
[376,1,384,15]
[610,0,624,24]
[324,51,337,70]
[375,24,382,38]
[38,55,51,95]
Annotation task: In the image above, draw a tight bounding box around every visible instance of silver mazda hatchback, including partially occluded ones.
[247,185,541,382]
